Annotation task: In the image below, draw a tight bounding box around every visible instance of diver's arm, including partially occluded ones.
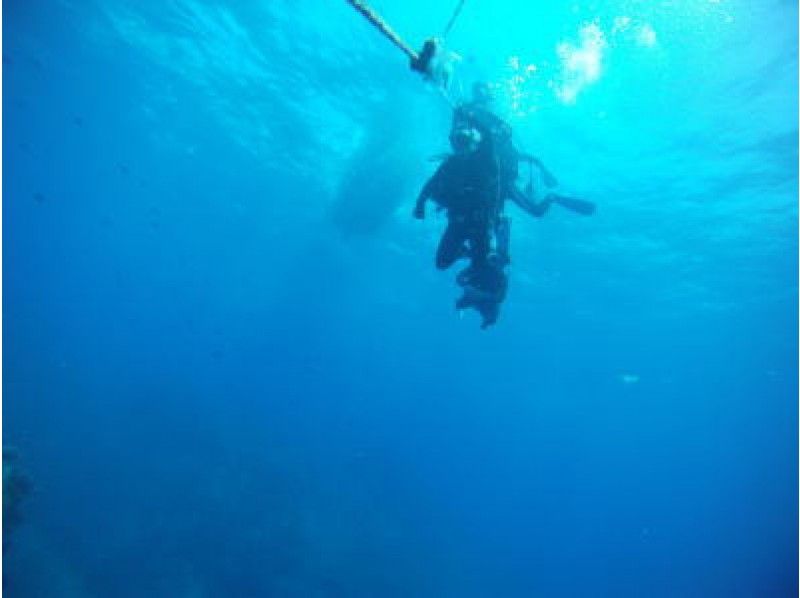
[413,186,431,219]
[517,151,558,188]
[413,168,443,219]
[508,185,552,217]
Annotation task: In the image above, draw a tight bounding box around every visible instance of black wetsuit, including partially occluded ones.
[455,256,508,329]
[415,127,500,270]
[451,102,552,219]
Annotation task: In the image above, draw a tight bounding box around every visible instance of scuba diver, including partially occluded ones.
[346,2,509,328]
[455,254,507,329]
[451,81,596,263]
[413,120,509,329]
[414,81,597,329]
[414,122,498,270]
[344,1,595,328]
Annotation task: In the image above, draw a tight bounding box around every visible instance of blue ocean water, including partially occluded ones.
[3,0,797,595]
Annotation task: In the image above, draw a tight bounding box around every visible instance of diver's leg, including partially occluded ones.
[456,265,474,287]
[477,269,507,329]
[456,217,492,288]
[455,290,475,311]
[510,184,553,217]
[467,218,491,269]
[436,222,468,270]
[479,300,500,329]
[495,216,512,265]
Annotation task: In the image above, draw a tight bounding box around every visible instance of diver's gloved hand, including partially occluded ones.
[413,204,425,220]
[410,39,438,76]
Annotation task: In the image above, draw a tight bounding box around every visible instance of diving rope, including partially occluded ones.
[345,0,419,63]
[344,0,464,105]
[442,0,467,39]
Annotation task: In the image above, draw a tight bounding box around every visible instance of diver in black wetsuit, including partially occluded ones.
[452,82,595,262]
[413,83,595,329]
[414,120,509,329]
[452,84,549,212]
[455,254,508,329]
[413,123,499,271]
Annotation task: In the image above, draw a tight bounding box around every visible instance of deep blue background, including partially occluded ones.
[4,0,798,595]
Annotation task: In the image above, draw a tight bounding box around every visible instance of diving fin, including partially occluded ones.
[549,194,596,216]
